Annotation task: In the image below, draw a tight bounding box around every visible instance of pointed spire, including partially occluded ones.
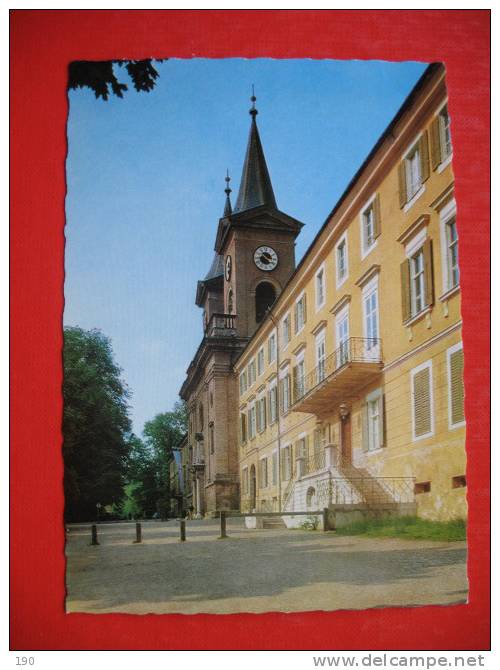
[234,88,277,213]
[223,169,232,217]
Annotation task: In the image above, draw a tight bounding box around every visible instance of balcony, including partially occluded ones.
[205,313,237,337]
[292,337,383,417]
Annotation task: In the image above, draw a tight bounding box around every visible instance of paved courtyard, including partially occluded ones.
[65,519,468,614]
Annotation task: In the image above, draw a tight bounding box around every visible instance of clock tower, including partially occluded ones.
[215,93,304,339]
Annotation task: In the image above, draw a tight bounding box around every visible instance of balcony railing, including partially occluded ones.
[292,337,383,416]
[303,450,326,475]
[205,313,237,337]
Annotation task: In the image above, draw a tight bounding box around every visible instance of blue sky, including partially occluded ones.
[65,58,427,435]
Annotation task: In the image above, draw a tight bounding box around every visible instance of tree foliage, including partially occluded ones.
[121,403,187,519]
[63,327,131,521]
[68,59,161,101]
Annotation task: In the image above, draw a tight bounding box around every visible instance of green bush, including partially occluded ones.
[300,515,320,531]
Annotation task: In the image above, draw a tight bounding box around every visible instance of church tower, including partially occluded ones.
[180,93,305,517]
[215,93,304,338]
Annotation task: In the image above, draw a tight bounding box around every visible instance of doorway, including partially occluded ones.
[340,414,352,464]
[249,464,256,511]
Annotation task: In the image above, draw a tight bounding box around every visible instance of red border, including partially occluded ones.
[10,10,490,650]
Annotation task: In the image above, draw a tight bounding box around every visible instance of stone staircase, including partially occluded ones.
[262,516,287,529]
[336,461,397,506]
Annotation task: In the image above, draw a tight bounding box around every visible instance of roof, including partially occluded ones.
[234,112,277,213]
[204,253,224,281]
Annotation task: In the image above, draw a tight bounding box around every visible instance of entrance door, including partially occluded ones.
[340,414,352,464]
[249,465,256,511]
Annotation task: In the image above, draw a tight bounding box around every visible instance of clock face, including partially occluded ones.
[254,246,278,272]
[225,255,232,281]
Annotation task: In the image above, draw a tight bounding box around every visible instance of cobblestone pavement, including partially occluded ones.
[65,519,468,614]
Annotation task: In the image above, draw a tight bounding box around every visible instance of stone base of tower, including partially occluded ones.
[203,478,240,517]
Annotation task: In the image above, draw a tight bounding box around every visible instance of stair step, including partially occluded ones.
[262,517,286,529]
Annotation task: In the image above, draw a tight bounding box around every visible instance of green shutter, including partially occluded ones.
[423,239,434,307]
[398,161,407,208]
[419,130,430,182]
[450,348,465,426]
[373,193,381,239]
[430,117,442,170]
[400,259,411,322]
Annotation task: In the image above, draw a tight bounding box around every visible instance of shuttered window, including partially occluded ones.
[400,239,434,322]
[448,344,465,427]
[268,384,277,424]
[362,388,385,451]
[240,412,247,444]
[411,361,434,440]
[399,132,430,207]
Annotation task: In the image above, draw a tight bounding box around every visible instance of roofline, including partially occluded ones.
[232,61,443,366]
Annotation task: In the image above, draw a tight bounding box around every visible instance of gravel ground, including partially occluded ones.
[65,519,468,615]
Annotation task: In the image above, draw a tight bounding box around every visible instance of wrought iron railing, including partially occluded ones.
[293,337,382,403]
[331,477,415,505]
[303,450,326,474]
[206,313,237,337]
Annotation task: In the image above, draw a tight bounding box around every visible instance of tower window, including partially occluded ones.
[255,282,276,323]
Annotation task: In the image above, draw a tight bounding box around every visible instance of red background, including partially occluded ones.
[10,10,490,650]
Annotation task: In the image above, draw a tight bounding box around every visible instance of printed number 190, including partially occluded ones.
[15,658,34,666]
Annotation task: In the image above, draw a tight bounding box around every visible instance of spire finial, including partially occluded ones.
[224,168,231,196]
[223,169,232,217]
[250,84,258,118]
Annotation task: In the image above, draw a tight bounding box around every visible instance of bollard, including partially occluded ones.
[218,511,228,539]
[133,522,142,543]
[91,524,99,545]
[322,508,329,532]
[179,519,186,542]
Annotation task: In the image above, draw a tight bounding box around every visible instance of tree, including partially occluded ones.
[63,327,132,521]
[143,402,187,518]
[68,59,161,101]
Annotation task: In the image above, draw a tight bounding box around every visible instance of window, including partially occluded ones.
[259,458,268,488]
[248,359,256,386]
[257,347,265,376]
[280,371,291,414]
[268,331,277,364]
[400,238,434,322]
[398,133,429,208]
[281,445,292,481]
[336,234,348,287]
[452,475,466,489]
[272,451,278,485]
[255,282,276,323]
[361,195,381,256]
[242,467,249,495]
[414,481,431,494]
[268,384,278,424]
[448,343,465,428]
[240,412,247,444]
[248,403,257,440]
[336,307,349,367]
[257,396,267,433]
[362,388,385,452]
[363,279,379,352]
[239,371,247,396]
[293,356,305,401]
[209,424,215,454]
[411,360,434,440]
[282,314,291,349]
[294,293,307,333]
[431,104,452,169]
[440,200,459,294]
[315,265,326,310]
[315,330,326,382]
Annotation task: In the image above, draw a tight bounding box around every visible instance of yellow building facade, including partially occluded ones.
[235,63,466,521]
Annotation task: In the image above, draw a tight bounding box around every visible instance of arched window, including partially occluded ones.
[227,288,234,314]
[255,282,276,323]
[306,486,317,509]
